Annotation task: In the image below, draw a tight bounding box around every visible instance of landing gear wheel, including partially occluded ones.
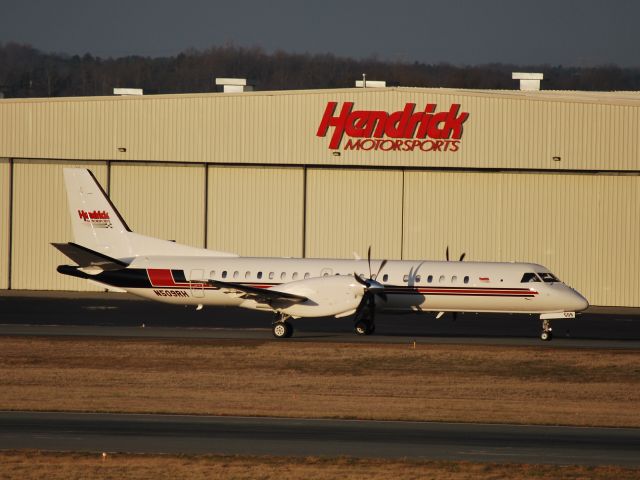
[540,319,553,342]
[354,320,374,336]
[540,331,553,341]
[273,321,293,339]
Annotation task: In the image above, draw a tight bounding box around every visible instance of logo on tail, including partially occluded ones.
[77,209,113,228]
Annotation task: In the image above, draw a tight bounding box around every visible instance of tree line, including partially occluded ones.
[1,42,639,98]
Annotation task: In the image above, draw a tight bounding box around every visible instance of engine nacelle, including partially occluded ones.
[242,275,364,318]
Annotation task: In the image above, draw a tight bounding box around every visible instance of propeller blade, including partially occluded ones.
[367,245,372,278]
[374,259,388,280]
[459,252,466,262]
[446,246,450,262]
[353,272,368,286]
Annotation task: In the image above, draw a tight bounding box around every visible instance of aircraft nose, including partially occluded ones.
[569,290,589,312]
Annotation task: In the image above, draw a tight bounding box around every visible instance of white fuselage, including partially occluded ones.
[118,256,588,317]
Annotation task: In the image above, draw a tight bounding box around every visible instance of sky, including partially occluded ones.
[0,0,638,67]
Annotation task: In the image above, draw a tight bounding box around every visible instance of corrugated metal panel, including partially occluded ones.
[0,159,9,289]
[306,168,403,259]
[11,160,108,290]
[110,163,206,248]
[1,88,638,171]
[404,171,640,306]
[206,166,304,257]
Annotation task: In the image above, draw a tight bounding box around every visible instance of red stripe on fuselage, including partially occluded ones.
[147,269,177,287]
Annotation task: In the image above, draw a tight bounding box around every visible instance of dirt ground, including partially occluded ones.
[1,336,639,426]
[1,451,639,480]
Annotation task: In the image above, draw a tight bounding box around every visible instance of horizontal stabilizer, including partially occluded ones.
[51,242,128,271]
[207,279,308,304]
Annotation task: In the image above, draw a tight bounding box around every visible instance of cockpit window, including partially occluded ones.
[538,272,560,283]
[520,272,541,283]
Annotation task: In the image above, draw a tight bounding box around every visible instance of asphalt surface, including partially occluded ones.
[1,411,639,466]
[1,291,640,348]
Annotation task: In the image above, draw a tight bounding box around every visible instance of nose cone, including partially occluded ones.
[570,290,589,312]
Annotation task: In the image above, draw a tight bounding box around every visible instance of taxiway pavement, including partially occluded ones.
[1,411,639,466]
[1,291,639,348]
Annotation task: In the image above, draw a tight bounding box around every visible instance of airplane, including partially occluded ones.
[53,168,589,341]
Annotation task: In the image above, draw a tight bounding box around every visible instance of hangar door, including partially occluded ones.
[11,160,108,290]
[110,162,206,248]
[207,166,304,257]
[403,171,640,307]
[306,168,403,260]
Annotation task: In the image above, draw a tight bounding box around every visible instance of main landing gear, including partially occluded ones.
[272,313,293,339]
[354,317,375,336]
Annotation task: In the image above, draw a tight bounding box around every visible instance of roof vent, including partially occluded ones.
[355,74,386,88]
[113,88,143,96]
[215,78,254,93]
[355,80,386,88]
[512,72,544,91]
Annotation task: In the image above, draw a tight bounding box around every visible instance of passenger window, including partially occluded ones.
[304,272,310,279]
[452,275,457,283]
[210,270,216,278]
[403,274,409,282]
[257,271,263,279]
[233,271,239,279]
[245,271,251,279]
[521,272,541,283]
[427,275,433,283]
[269,272,274,280]
[415,275,421,283]
[463,276,469,284]
[383,274,388,282]
[292,272,299,280]
[280,272,286,280]
[439,275,445,283]
[222,270,227,279]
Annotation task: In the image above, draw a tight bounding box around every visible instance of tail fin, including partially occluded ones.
[64,168,136,259]
[63,168,237,260]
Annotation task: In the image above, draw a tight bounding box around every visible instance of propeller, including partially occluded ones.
[353,246,388,322]
[446,246,466,262]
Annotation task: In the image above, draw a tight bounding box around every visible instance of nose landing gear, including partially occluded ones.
[539,312,576,341]
[540,319,553,341]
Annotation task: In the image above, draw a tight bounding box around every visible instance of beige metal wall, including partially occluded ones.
[11,160,108,290]
[207,166,304,257]
[0,159,9,289]
[305,168,403,259]
[110,163,206,248]
[403,171,640,306]
[1,88,638,171]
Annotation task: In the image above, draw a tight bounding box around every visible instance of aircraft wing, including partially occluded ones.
[207,279,308,304]
[51,242,128,271]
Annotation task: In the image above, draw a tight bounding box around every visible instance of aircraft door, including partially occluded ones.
[190,269,205,298]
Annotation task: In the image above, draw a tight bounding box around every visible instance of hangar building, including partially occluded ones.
[0,86,639,306]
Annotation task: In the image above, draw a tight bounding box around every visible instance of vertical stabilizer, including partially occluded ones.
[62,168,237,260]
[63,169,133,258]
